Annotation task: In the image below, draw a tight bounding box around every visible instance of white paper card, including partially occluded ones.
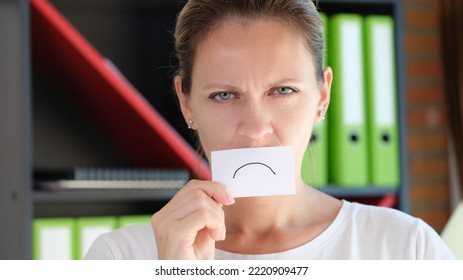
[211,146,295,198]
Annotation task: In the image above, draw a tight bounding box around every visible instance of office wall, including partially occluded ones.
[404,0,451,232]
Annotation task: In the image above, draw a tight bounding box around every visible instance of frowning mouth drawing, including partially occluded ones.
[232,162,276,179]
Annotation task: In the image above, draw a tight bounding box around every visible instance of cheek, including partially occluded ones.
[278,111,312,146]
[275,102,316,169]
[194,109,237,154]
[276,99,316,140]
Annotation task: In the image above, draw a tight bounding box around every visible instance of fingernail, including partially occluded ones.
[225,192,235,204]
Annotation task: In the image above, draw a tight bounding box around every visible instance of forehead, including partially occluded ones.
[192,18,316,86]
[196,17,310,57]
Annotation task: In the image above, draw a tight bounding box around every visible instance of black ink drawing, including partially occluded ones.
[233,162,276,179]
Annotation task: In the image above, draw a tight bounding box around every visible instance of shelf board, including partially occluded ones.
[319,185,398,197]
[33,188,179,203]
[33,185,397,204]
[33,189,175,218]
[32,186,398,218]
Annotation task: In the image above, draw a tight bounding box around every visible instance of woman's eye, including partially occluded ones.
[211,92,235,101]
[274,87,295,95]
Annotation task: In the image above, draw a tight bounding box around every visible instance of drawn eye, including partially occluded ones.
[274,87,296,95]
[211,92,235,101]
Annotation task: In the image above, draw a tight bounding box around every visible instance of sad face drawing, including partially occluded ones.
[211,146,295,198]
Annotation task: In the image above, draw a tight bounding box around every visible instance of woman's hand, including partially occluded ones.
[151,180,235,259]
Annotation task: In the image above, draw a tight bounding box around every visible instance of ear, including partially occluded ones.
[317,66,333,121]
[174,76,193,125]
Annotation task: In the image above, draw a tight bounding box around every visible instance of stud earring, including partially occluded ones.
[188,119,193,129]
[319,110,326,120]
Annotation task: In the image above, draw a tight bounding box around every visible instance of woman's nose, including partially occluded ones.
[236,101,273,140]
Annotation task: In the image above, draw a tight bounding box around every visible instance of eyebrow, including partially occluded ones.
[202,78,305,92]
[266,78,305,89]
[202,83,241,92]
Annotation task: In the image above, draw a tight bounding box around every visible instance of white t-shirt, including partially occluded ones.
[84,200,455,259]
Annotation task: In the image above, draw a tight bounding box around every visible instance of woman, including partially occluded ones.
[85,0,454,259]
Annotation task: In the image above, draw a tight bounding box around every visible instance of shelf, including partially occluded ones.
[32,186,396,204]
[33,189,179,203]
[28,0,407,212]
[30,0,211,179]
[32,187,397,217]
[320,186,398,197]
[33,189,176,218]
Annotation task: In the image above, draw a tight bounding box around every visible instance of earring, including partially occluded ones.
[319,109,326,120]
[187,119,193,129]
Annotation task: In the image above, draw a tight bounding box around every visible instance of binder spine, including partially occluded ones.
[328,14,369,187]
[364,16,400,187]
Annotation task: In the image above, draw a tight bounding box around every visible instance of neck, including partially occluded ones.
[217,180,343,254]
[223,180,314,235]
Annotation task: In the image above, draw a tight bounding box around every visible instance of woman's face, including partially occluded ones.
[176,18,332,172]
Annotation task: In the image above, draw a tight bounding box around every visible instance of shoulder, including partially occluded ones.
[84,223,157,260]
[343,201,454,259]
[347,201,429,237]
[349,201,418,226]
